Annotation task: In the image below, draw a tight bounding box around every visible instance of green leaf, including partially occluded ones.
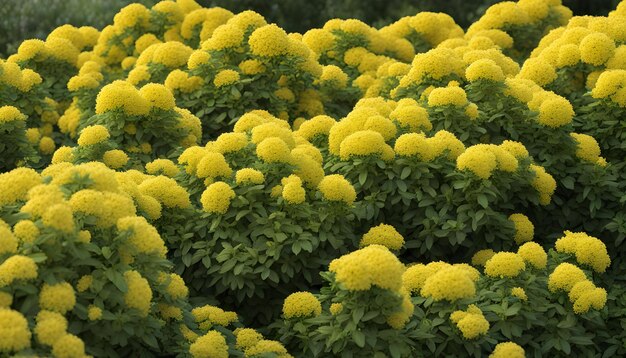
[352,330,365,348]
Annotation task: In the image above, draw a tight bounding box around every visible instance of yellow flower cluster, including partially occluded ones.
[189,331,228,358]
[568,279,607,314]
[281,175,306,204]
[555,231,611,273]
[0,309,31,352]
[450,304,490,339]
[0,255,38,286]
[511,287,528,301]
[329,245,404,291]
[192,305,238,329]
[471,249,496,266]
[317,175,356,206]
[465,58,505,82]
[508,214,534,244]
[124,270,153,317]
[39,282,76,314]
[145,159,179,177]
[117,216,168,257]
[0,60,42,92]
[570,133,602,164]
[591,70,626,107]
[249,24,290,57]
[530,92,574,128]
[138,176,191,209]
[421,265,476,302]
[282,291,322,319]
[360,224,405,251]
[456,143,520,179]
[244,339,291,358]
[395,130,464,161]
[517,242,547,269]
[529,164,557,205]
[213,69,240,87]
[484,252,526,278]
[489,342,525,358]
[389,100,432,132]
[428,86,468,107]
[548,262,587,293]
[201,181,235,214]
[235,168,265,185]
[0,106,26,123]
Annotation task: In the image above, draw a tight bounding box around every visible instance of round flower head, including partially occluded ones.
[235,168,264,185]
[77,125,110,146]
[465,59,504,82]
[484,252,526,278]
[0,255,38,286]
[317,175,356,205]
[329,245,404,291]
[235,328,263,350]
[428,86,468,107]
[39,282,76,314]
[508,214,534,244]
[139,83,175,110]
[471,249,495,267]
[360,224,405,250]
[570,133,601,163]
[256,137,292,163]
[282,291,322,319]
[537,96,574,128]
[517,242,547,269]
[579,32,615,66]
[214,69,240,87]
[0,309,32,352]
[421,266,476,302]
[511,287,527,301]
[548,263,587,293]
[201,181,236,214]
[248,24,290,57]
[489,342,525,358]
[456,145,497,180]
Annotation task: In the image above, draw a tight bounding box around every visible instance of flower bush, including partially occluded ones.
[0,0,625,356]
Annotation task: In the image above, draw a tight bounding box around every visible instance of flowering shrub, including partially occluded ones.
[272,227,614,357]
[0,0,625,356]
[161,111,358,322]
[318,97,547,260]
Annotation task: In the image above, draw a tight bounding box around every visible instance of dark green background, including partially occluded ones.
[0,0,618,56]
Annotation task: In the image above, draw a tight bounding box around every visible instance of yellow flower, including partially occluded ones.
[360,224,405,250]
[244,340,289,357]
[39,282,76,314]
[235,328,263,350]
[456,145,498,179]
[139,83,176,110]
[76,275,93,292]
[117,216,168,258]
[0,292,11,308]
[548,263,587,293]
[35,310,68,345]
[537,96,574,128]
[320,65,348,88]
[518,58,556,86]
[124,270,152,316]
[192,305,238,327]
[235,168,264,185]
[77,125,110,146]
[389,105,432,132]
[529,164,556,205]
[517,242,547,269]
[484,252,526,278]
[0,255,38,286]
[511,287,528,301]
[465,59,504,82]
[282,181,306,204]
[146,159,179,177]
[427,86,468,107]
[0,106,25,123]
[421,266,476,302]
[489,342,525,358]
[282,291,322,319]
[0,309,31,352]
[51,146,75,164]
[256,137,292,163]
[339,130,394,161]
[329,245,404,291]
[570,133,601,163]
[453,308,490,339]
[471,249,495,266]
[103,150,129,169]
[329,303,343,315]
[579,32,615,66]
[51,334,86,358]
[572,287,607,314]
[201,181,235,214]
[204,24,244,50]
[213,69,240,87]
[508,214,534,244]
[248,24,290,57]
[42,204,75,233]
[12,220,39,243]
[238,59,266,75]
[138,176,191,209]
[555,231,611,273]
[189,331,228,358]
[317,175,356,205]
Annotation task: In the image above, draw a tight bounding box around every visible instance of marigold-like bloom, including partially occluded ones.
[282,292,322,319]
[360,224,405,250]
